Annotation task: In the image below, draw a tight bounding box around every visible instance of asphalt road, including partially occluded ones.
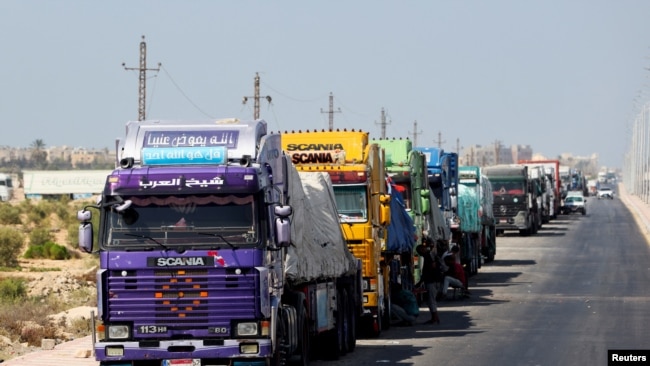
[5,193,648,366]
[314,196,650,366]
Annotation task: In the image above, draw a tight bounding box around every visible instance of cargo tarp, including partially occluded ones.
[385,188,415,253]
[457,184,481,233]
[284,167,358,284]
[426,190,450,241]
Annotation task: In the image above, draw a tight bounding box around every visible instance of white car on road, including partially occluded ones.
[597,186,615,199]
[561,193,587,215]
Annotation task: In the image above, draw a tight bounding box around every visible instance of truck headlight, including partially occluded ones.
[107,325,130,340]
[235,322,258,336]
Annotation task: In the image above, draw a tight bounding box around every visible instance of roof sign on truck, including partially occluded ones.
[143,130,239,148]
[142,146,227,166]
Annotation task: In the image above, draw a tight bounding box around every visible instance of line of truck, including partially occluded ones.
[75,119,502,366]
[482,159,587,237]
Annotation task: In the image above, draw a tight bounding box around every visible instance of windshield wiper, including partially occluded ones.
[198,233,237,250]
[124,233,169,251]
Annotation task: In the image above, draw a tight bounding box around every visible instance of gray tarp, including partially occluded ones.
[284,167,358,284]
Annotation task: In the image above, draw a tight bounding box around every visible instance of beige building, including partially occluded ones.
[0,146,114,168]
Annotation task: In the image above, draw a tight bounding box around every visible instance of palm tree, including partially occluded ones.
[30,139,48,169]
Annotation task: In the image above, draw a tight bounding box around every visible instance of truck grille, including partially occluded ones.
[106,268,258,337]
[493,204,525,217]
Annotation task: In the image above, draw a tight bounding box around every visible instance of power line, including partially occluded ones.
[160,65,213,118]
[260,80,325,103]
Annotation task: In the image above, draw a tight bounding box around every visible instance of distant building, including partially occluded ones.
[510,144,533,163]
[0,145,114,168]
[461,142,514,166]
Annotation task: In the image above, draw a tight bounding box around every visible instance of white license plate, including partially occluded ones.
[162,359,200,366]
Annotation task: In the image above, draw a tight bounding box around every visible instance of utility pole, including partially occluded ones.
[375,108,391,139]
[436,131,446,149]
[409,120,424,146]
[494,140,502,165]
[320,92,341,130]
[122,35,161,121]
[242,72,272,120]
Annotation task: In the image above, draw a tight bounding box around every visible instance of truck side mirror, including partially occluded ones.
[77,210,93,253]
[275,217,291,248]
[274,205,292,218]
[274,205,293,248]
[379,194,391,226]
[379,194,391,205]
[421,191,431,214]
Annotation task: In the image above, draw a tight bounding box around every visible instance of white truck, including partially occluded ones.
[0,173,14,201]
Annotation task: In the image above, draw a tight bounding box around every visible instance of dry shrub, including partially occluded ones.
[67,317,92,337]
[0,300,58,346]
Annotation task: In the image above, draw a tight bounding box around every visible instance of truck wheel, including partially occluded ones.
[339,289,350,355]
[486,250,495,263]
[320,327,342,360]
[381,294,391,331]
[271,308,290,366]
[342,289,357,353]
[289,305,310,366]
[346,290,357,352]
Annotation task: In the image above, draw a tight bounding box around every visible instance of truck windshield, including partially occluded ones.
[103,194,258,248]
[493,182,525,195]
[333,185,368,223]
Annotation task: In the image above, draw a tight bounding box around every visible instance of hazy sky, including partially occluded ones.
[1,1,649,168]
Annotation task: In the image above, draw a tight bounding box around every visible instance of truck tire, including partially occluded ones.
[339,289,350,356]
[381,294,391,331]
[340,289,357,353]
[289,305,310,366]
[486,226,496,262]
[271,308,290,366]
[345,289,357,352]
[473,236,480,274]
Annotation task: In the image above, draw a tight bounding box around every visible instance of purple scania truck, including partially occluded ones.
[77,119,362,366]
